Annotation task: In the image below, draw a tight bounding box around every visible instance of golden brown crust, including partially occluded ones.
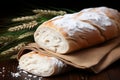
[34,7,120,54]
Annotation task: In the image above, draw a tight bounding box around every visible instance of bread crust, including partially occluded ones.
[34,7,120,54]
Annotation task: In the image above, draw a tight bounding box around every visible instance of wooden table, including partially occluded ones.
[0,59,120,80]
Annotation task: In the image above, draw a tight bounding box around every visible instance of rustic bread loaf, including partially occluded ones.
[19,51,68,77]
[34,7,120,54]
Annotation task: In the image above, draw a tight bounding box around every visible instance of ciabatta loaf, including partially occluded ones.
[34,7,120,54]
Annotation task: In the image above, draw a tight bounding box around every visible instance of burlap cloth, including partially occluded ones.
[18,36,120,73]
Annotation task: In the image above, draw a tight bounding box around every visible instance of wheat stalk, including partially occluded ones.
[8,21,38,32]
[0,36,15,47]
[18,32,34,39]
[11,9,66,22]
[11,15,39,22]
[0,42,27,57]
[10,54,18,59]
[0,36,15,42]
[33,9,67,15]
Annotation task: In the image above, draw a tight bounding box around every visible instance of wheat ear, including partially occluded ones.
[11,15,39,22]
[8,21,38,32]
[33,9,67,15]
[0,42,27,57]
[18,32,34,39]
[0,36,15,43]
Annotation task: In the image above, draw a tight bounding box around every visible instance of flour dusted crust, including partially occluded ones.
[79,7,120,39]
[81,7,120,22]
[19,51,67,77]
[34,7,120,54]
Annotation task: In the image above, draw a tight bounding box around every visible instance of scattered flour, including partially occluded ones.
[0,66,43,80]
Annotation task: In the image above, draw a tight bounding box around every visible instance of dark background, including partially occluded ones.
[0,0,119,18]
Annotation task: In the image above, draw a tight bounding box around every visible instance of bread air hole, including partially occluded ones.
[45,40,50,43]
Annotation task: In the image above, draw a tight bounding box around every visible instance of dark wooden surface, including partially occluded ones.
[0,59,120,80]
